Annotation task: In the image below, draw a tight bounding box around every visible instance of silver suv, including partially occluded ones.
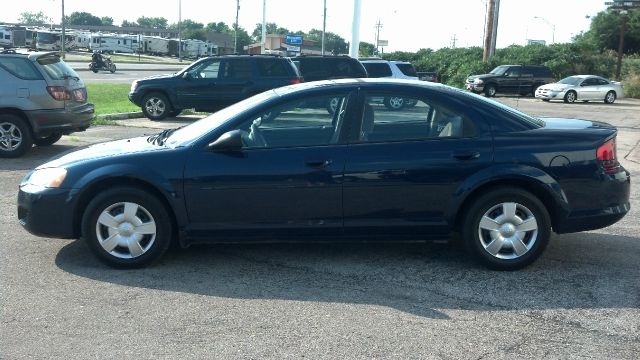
[359,58,419,110]
[0,50,94,157]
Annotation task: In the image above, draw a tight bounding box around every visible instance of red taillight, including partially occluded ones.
[73,88,87,102]
[290,78,301,85]
[46,86,71,101]
[597,138,620,174]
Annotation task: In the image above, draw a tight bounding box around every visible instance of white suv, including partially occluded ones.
[360,58,419,110]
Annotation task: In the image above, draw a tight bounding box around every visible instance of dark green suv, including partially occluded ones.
[465,65,555,97]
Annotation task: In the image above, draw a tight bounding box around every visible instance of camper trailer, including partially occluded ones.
[0,25,28,48]
[181,39,215,58]
[34,29,77,51]
[74,31,92,51]
[90,34,140,54]
[141,36,170,56]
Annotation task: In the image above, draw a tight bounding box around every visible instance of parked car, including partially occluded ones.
[0,50,94,157]
[18,79,630,270]
[291,55,368,113]
[535,75,623,104]
[360,58,419,110]
[128,55,302,120]
[466,65,555,97]
[417,71,439,82]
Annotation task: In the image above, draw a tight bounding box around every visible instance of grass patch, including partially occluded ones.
[86,83,139,116]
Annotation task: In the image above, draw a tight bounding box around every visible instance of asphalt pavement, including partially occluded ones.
[1,98,639,359]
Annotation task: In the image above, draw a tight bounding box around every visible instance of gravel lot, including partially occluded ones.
[1,98,639,359]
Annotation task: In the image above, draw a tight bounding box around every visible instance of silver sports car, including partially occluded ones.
[535,75,623,104]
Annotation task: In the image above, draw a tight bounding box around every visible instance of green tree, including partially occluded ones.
[206,22,231,33]
[579,9,640,54]
[18,11,52,26]
[251,22,290,41]
[306,29,347,54]
[121,20,138,27]
[234,26,252,53]
[100,16,114,26]
[168,19,204,32]
[359,41,377,57]
[66,11,102,26]
[136,16,168,29]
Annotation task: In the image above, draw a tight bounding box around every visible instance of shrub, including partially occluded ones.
[623,72,640,98]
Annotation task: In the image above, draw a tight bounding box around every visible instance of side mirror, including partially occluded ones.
[182,72,193,80]
[208,130,244,152]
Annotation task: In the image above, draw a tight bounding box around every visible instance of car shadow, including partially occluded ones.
[0,144,78,171]
[54,232,640,318]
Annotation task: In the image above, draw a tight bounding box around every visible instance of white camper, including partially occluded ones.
[141,36,169,56]
[0,25,28,48]
[90,34,140,54]
[34,29,77,51]
[181,39,214,58]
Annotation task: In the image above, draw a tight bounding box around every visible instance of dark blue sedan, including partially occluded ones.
[17,79,631,270]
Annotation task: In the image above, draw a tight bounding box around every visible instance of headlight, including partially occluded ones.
[475,79,484,84]
[130,81,138,92]
[24,168,67,188]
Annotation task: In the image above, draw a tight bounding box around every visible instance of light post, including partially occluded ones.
[61,0,65,58]
[534,16,555,44]
[178,0,182,62]
[234,0,239,53]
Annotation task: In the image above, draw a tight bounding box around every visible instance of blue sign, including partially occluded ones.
[285,34,303,45]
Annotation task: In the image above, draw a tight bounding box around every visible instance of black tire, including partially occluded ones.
[564,90,577,103]
[167,109,182,117]
[0,114,33,158]
[141,92,171,121]
[541,99,550,102]
[82,186,173,268]
[109,63,116,73]
[484,84,497,97]
[91,67,99,73]
[384,96,405,110]
[461,187,551,270]
[34,132,63,146]
[604,91,616,104]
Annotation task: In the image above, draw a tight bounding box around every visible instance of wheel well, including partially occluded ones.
[454,179,560,231]
[72,177,179,240]
[0,108,35,137]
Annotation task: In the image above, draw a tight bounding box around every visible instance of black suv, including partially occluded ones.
[465,65,554,97]
[291,55,368,82]
[129,55,302,120]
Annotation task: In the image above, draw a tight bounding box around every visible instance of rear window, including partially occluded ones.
[257,58,290,77]
[396,63,417,77]
[362,62,392,78]
[297,58,366,80]
[0,57,43,80]
[36,55,80,80]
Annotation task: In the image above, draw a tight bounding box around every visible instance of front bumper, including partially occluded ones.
[465,83,484,93]
[17,186,77,239]
[535,88,566,100]
[128,92,144,107]
[25,103,94,136]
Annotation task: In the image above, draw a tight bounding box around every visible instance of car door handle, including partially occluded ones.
[452,151,480,161]
[305,160,333,168]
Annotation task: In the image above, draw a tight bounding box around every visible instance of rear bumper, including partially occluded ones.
[25,103,94,136]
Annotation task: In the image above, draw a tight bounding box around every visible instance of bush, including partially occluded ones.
[623,72,640,98]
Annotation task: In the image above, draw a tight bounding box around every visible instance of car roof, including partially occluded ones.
[272,78,441,96]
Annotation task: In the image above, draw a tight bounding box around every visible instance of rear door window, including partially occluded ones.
[0,57,44,80]
[396,63,417,77]
[363,63,392,78]
[257,59,290,77]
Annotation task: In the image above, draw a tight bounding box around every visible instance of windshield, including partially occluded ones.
[558,76,582,86]
[165,90,279,147]
[37,32,58,44]
[489,65,510,75]
[37,55,81,80]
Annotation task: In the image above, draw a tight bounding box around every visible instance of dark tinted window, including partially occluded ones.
[530,66,552,77]
[362,62,392,77]
[595,78,610,85]
[0,57,43,80]
[396,63,417,77]
[257,58,290,77]
[222,58,252,79]
[295,58,365,80]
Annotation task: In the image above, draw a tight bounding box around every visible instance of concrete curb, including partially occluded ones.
[97,112,144,120]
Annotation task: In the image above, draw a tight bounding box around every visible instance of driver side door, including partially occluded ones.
[182,90,356,241]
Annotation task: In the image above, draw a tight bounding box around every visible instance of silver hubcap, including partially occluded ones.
[0,122,22,151]
[389,97,404,109]
[477,202,538,260]
[488,87,496,96]
[567,92,576,102]
[95,202,157,259]
[145,97,166,117]
[606,93,615,103]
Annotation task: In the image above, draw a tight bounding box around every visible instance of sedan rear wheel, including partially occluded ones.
[462,187,550,270]
[82,186,173,268]
[604,91,616,104]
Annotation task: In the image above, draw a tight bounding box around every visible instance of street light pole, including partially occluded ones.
[61,0,65,58]
[322,0,327,55]
[534,16,555,44]
[234,0,240,53]
[261,0,266,54]
[178,0,182,62]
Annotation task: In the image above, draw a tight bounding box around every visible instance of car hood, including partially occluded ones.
[137,73,179,82]
[467,73,497,82]
[38,136,169,169]
[538,83,572,91]
[540,117,615,130]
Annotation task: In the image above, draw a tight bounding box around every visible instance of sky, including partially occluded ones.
[1,0,609,52]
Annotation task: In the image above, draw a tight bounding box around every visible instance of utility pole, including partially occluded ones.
[482,0,495,61]
[490,0,500,56]
[234,0,240,53]
[61,0,65,58]
[451,34,457,48]
[178,0,182,62]
[261,0,266,54]
[349,0,361,58]
[322,0,327,55]
[374,19,383,55]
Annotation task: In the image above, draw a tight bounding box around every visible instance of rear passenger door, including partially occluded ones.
[343,90,493,237]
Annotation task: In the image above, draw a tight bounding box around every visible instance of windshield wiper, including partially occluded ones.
[147,128,179,146]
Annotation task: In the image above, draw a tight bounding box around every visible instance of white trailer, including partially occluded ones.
[181,39,215,58]
[90,34,140,54]
[0,25,28,48]
[140,36,169,56]
[34,29,77,51]
[74,31,92,51]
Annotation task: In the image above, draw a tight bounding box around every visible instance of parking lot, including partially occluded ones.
[1,97,639,359]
